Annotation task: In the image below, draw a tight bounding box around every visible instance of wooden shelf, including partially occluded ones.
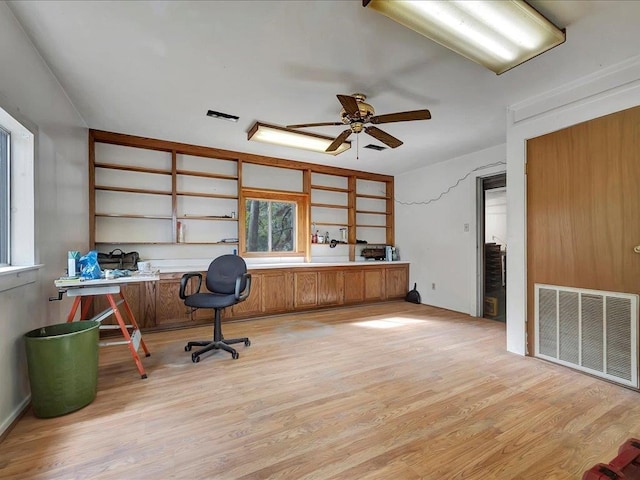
[356,210,391,215]
[176,191,238,200]
[179,215,237,221]
[95,185,172,196]
[179,242,239,246]
[95,213,172,220]
[356,193,389,200]
[95,162,171,176]
[313,222,349,227]
[176,169,238,181]
[91,129,394,252]
[311,203,348,209]
[310,184,351,193]
[95,241,175,245]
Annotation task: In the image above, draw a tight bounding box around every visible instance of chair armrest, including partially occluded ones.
[179,272,202,300]
[234,273,252,301]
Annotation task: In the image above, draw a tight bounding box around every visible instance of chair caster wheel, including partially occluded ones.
[245,339,251,347]
[192,354,200,363]
[185,345,192,352]
[232,352,239,360]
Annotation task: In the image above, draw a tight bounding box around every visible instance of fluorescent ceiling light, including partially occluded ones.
[363,0,565,74]
[247,122,351,155]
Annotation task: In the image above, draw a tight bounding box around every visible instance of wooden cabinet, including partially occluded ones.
[364,269,385,301]
[230,274,263,317]
[343,270,364,304]
[385,266,409,299]
[128,263,408,331]
[262,271,293,314]
[155,276,192,327]
[294,272,318,308]
[317,270,344,306]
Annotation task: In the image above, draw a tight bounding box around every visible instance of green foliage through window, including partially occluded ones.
[245,199,295,252]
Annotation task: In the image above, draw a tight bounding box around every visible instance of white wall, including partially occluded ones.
[395,145,506,316]
[0,2,87,435]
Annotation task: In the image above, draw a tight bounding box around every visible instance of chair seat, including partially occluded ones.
[185,292,237,309]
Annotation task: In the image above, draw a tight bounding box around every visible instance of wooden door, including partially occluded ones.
[526,106,640,350]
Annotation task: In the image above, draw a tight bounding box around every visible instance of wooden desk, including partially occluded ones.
[54,274,159,379]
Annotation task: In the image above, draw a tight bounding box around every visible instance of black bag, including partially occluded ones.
[97,248,140,270]
[405,283,421,304]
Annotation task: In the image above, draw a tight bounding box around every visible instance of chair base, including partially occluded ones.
[185,337,250,363]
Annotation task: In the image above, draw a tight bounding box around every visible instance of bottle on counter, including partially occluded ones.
[325,231,329,243]
[313,231,318,243]
[177,221,185,243]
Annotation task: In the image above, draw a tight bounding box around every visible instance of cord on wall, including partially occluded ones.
[394,161,507,206]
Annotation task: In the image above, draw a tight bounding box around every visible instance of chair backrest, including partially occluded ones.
[206,255,247,294]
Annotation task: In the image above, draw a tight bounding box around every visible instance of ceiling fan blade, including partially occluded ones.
[287,121,344,129]
[337,94,361,118]
[370,109,432,124]
[364,126,403,149]
[326,129,352,152]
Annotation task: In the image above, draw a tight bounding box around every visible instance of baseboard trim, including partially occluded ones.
[0,395,31,442]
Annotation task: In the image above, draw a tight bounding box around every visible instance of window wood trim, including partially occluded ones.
[239,188,309,258]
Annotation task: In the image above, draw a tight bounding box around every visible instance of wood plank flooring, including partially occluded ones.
[1,302,639,479]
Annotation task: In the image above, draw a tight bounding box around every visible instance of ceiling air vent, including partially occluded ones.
[206,110,239,122]
[364,144,386,151]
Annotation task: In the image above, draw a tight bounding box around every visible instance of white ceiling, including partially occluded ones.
[7,1,640,175]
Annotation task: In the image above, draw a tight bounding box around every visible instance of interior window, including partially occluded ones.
[240,188,308,257]
[245,199,296,252]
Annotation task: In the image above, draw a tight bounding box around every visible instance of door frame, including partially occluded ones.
[476,173,507,318]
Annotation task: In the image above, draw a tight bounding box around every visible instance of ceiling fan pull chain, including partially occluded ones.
[357,133,359,160]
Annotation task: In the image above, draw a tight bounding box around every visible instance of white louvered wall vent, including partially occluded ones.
[535,284,639,388]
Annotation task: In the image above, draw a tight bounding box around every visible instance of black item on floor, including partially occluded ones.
[405,283,421,304]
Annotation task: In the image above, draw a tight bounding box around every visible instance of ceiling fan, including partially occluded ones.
[287,93,431,153]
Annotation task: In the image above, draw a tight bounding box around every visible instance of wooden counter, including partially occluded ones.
[95,262,409,331]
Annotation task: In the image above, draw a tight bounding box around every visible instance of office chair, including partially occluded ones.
[179,254,252,363]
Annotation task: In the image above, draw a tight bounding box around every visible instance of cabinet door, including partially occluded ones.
[385,266,408,299]
[294,272,318,308]
[155,277,192,326]
[262,272,292,313]
[230,274,263,318]
[318,270,344,306]
[364,269,385,301]
[344,270,364,304]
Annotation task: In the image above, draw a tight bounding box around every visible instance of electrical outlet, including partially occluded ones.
[432,283,436,290]
[464,223,469,232]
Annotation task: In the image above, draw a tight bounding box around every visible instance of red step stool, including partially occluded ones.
[583,439,640,479]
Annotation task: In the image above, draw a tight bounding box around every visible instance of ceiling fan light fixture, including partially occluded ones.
[247,122,351,155]
[362,0,565,74]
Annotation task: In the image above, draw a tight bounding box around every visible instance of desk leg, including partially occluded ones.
[106,293,148,379]
[66,296,94,322]
[118,291,150,357]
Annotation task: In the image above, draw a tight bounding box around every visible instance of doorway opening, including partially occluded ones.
[477,173,506,322]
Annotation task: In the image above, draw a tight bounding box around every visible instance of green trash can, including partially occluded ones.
[24,320,100,418]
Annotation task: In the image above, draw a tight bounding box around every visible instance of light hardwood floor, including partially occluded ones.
[1,302,638,479]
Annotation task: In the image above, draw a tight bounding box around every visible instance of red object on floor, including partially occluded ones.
[583,439,640,479]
